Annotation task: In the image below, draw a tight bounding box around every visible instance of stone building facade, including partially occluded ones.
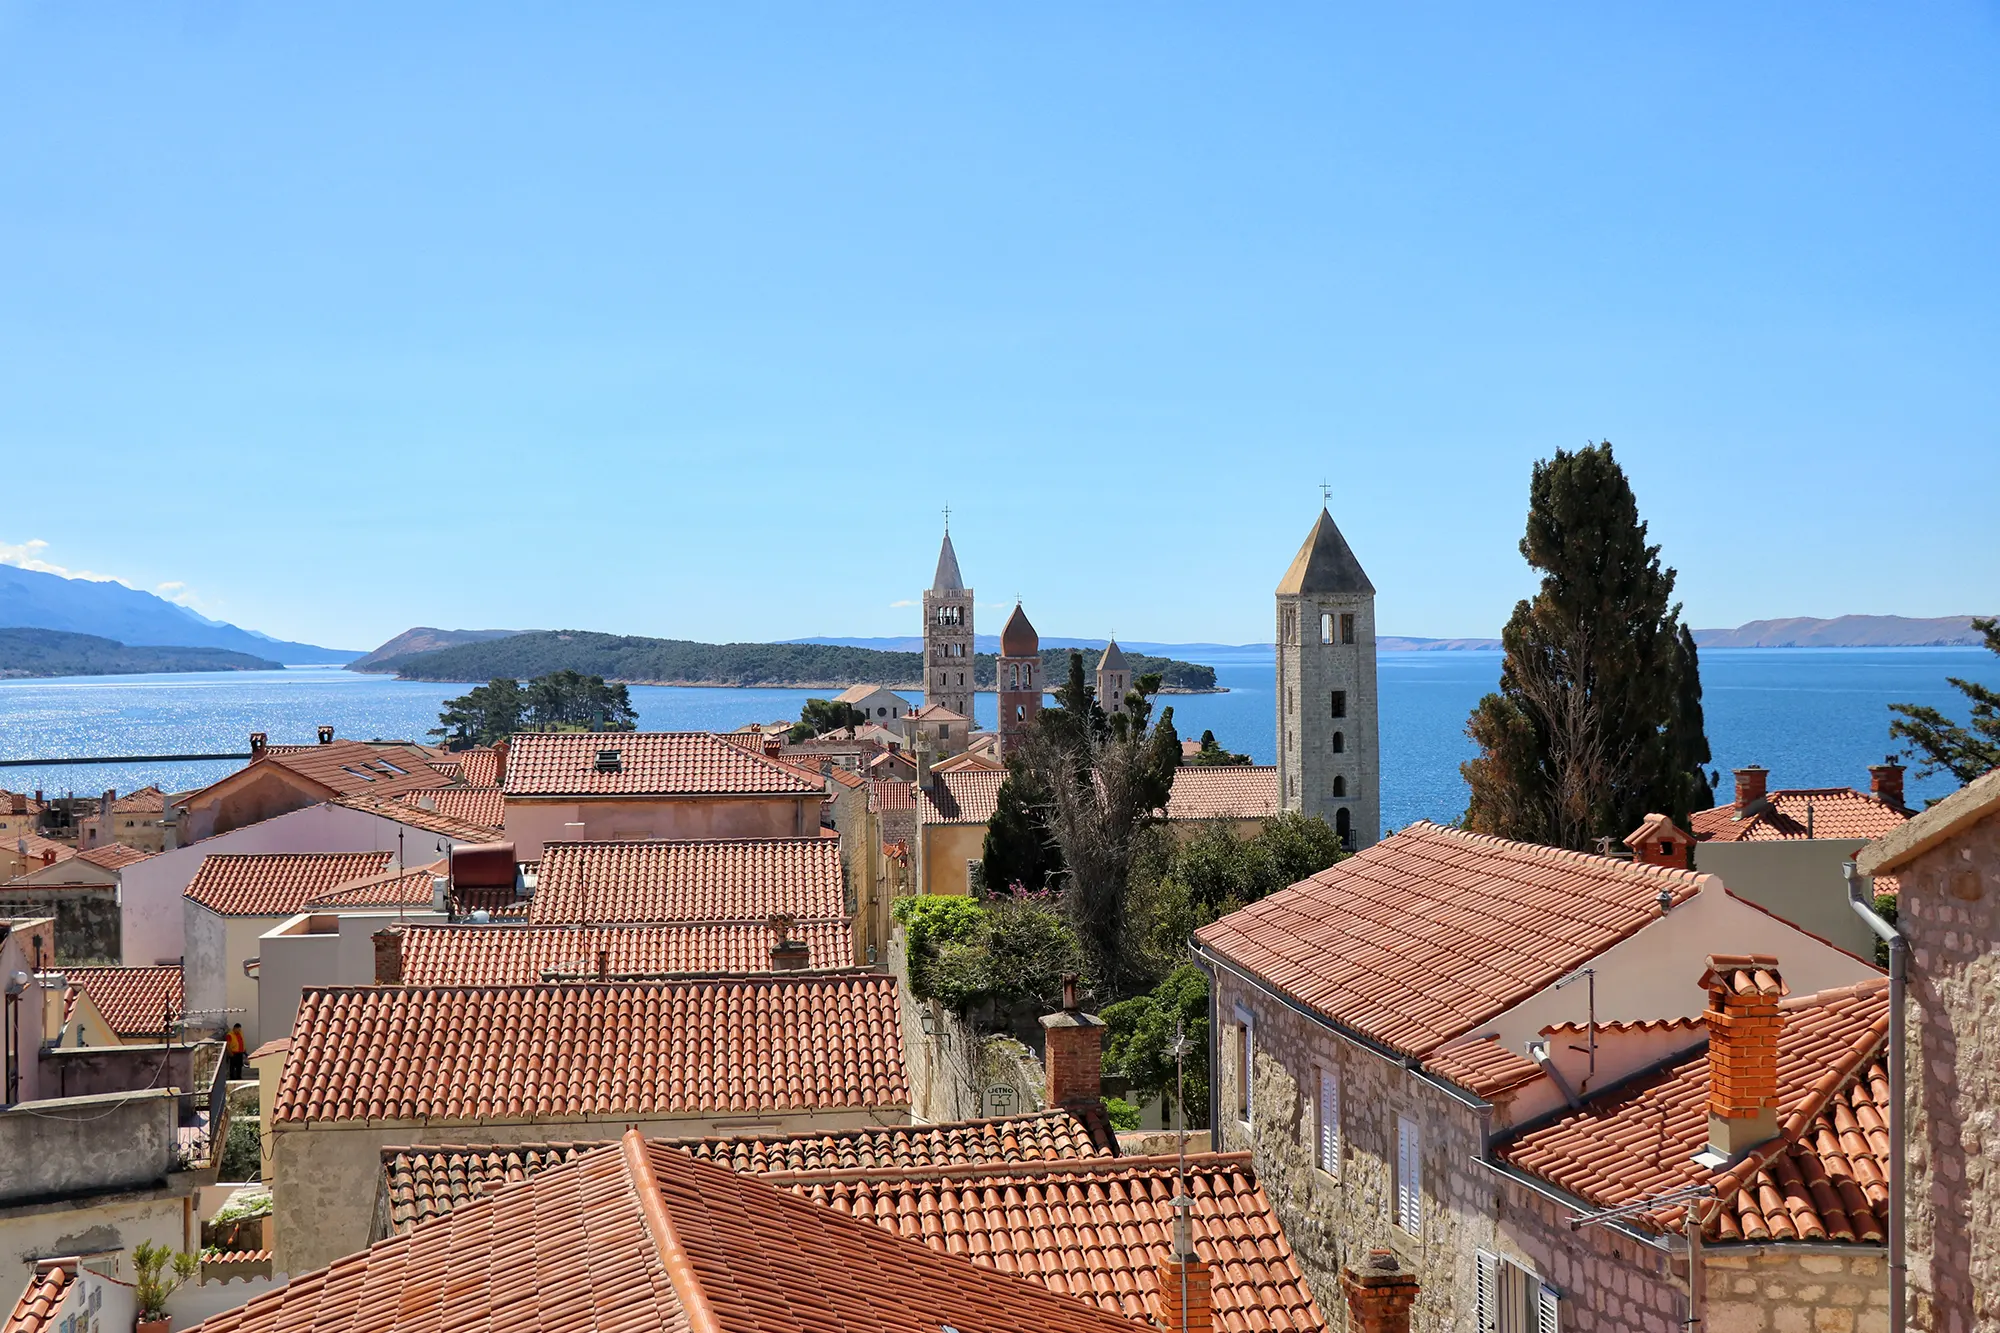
[1274,507,1379,850]
[1858,766,2000,1333]
[997,602,1041,758]
[1096,640,1131,717]
[923,531,976,720]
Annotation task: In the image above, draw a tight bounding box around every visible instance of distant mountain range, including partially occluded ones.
[0,564,358,663]
[1690,615,1993,649]
[345,626,528,672]
[0,627,284,679]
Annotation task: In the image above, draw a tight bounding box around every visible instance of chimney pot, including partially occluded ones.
[249,732,267,761]
[1869,758,1907,812]
[1340,1251,1420,1333]
[372,926,404,986]
[318,725,335,745]
[1700,954,1786,1157]
[1733,766,1768,813]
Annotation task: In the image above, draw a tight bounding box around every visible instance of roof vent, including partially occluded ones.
[594,748,623,772]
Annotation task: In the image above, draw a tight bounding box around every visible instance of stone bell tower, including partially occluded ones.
[923,529,975,720]
[1274,507,1379,850]
[997,602,1042,757]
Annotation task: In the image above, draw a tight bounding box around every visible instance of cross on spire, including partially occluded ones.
[1320,480,1331,506]
[942,503,951,532]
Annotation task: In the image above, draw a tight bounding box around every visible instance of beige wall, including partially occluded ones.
[915,822,984,897]
[180,768,331,844]
[272,1105,908,1273]
[0,1192,188,1291]
[502,794,818,859]
[1694,838,1878,958]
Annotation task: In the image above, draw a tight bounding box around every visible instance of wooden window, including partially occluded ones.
[1477,1252,1561,1333]
[1395,1115,1421,1234]
[1316,1069,1341,1177]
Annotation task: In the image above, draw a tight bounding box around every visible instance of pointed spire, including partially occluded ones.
[1096,639,1129,673]
[932,531,966,594]
[1276,509,1375,597]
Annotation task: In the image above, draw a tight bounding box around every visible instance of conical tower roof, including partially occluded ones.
[932,532,966,594]
[1000,602,1039,658]
[1096,640,1129,672]
[1276,508,1375,597]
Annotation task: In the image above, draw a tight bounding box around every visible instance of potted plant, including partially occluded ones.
[133,1240,199,1332]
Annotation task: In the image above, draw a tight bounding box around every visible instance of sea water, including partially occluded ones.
[0,647,1989,831]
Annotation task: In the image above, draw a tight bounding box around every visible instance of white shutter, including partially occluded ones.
[1396,1116,1421,1234]
[1317,1070,1341,1176]
[1475,1252,1499,1333]
[1536,1285,1561,1333]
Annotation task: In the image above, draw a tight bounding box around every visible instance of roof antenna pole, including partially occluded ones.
[1169,1016,1194,1333]
[1555,966,1597,1089]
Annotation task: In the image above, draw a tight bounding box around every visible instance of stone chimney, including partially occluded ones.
[1341,1250,1420,1333]
[1869,757,1907,812]
[1733,766,1768,813]
[1700,954,1786,1157]
[1158,1255,1213,1333]
[8,794,23,816]
[249,732,268,761]
[1624,813,1695,871]
[372,926,404,986]
[317,725,336,745]
[491,738,509,786]
[914,734,934,791]
[768,913,810,970]
[1039,974,1105,1110]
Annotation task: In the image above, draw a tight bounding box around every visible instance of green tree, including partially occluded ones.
[524,670,637,731]
[983,758,1063,894]
[789,697,867,742]
[891,894,1086,1021]
[1102,964,1210,1124]
[1889,617,2000,787]
[1462,443,1712,848]
[1187,729,1252,766]
[430,678,526,749]
[1668,625,1718,812]
[1127,812,1342,975]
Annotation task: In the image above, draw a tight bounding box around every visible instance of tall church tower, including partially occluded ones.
[1096,640,1131,716]
[997,602,1042,757]
[923,530,975,720]
[1274,508,1379,850]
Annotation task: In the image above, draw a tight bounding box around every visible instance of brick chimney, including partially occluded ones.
[372,926,404,986]
[1733,766,1768,813]
[1700,954,1785,1156]
[8,794,23,816]
[317,725,336,745]
[40,848,56,867]
[1158,1256,1213,1333]
[768,912,810,970]
[1039,974,1105,1110]
[1624,813,1694,870]
[249,732,268,761]
[1341,1250,1420,1333]
[1869,757,1907,812]
[491,738,509,786]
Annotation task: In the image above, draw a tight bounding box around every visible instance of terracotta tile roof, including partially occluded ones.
[1166,766,1281,820]
[111,785,166,814]
[185,851,397,917]
[1700,953,1787,998]
[397,919,856,984]
[872,780,916,812]
[395,786,506,829]
[503,730,822,798]
[74,842,152,870]
[528,837,846,924]
[0,789,47,815]
[931,750,1005,774]
[4,832,75,868]
[824,763,868,791]
[4,1261,71,1333]
[1423,1035,1545,1098]
[379,1108,1113,1233]
[1193,821,1708,1058]
[1690,788,1909,843]
[200,1133,1152,1333]
[1496,978,1890,1241]
[443,747,505,788]
[331,793,502,843]
[786,1152,1324,1333]
[302,863,444,911]
[62,965,183,1036]
[273,972,908,1124]
[915,769,1006,825]
[251,740,458,800]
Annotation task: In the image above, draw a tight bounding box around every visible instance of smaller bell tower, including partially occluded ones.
[997,602,1042,757]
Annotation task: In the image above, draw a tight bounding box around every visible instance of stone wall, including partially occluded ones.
[39,1041,219,1102]
[0,884,119,962]
[0,1089,178,1203]
[1893,803,2000,1333]
[1701,1248,1887,1333]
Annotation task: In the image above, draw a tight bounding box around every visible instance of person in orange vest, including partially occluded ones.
[225,1023,246,1080]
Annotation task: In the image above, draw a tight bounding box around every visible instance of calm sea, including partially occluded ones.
[0,647,1989,829]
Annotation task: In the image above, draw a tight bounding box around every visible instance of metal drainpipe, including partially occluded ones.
[1845,859,1906,1333]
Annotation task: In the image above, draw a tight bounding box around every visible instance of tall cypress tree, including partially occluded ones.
[1462,443,1713,849]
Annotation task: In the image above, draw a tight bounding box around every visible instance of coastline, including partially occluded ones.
[386,673,1228,694]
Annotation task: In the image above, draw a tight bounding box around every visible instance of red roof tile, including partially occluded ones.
[302,863,444,911]
[4,1261,71,1333]
[915,770,1005,825]
[4,833,75,869]
[503,731,822,798]
[443,747,505,789]
[185,851,398,917]
[1423,1036,1545,1098]
[528,838,846,924]
[1497,978,1890,1240]
[74,842,153,871]
[111,785,166,814]
[871,780,916,812]
[1193,821,1708,1058]
[194,1133,1150,1333]
[331,793,503,842]
[1166,766,1281,820]
[63,965,183,1036]
[398,920,856,983]
[395,786,505,829]
[273,973,908,1123]
[379,1108,1114,1233]
[246,740,458,800]
[1691,788,1909,843]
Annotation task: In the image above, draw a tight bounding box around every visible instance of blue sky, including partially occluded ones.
[2,3,1994,651]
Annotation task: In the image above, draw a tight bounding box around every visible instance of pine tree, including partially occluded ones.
[1889,617,2000,786]
[982,760,1063,894]
[1462,443,1712,848]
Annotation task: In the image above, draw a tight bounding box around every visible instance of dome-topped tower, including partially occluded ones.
[922,528,975,720]
[997,602,1042,757]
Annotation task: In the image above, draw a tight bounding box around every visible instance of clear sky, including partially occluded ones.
[2,3,1994,651]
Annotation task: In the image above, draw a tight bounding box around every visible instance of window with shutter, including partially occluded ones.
[1475,1252,1499,1333]
[1316,1070,1340,1177]
[1479,1253,1556,1333]
[1395,1116,1421,1234]
[1234,1009,1254,1125]
[1536,1286,1561,1333]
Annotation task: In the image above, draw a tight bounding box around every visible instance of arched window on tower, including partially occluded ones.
[1332,731,1344,754]
[1336,807,1352,848]
[1321,613,1334,644]
[1015,705,1025,722]
[1333,776,1346,797]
